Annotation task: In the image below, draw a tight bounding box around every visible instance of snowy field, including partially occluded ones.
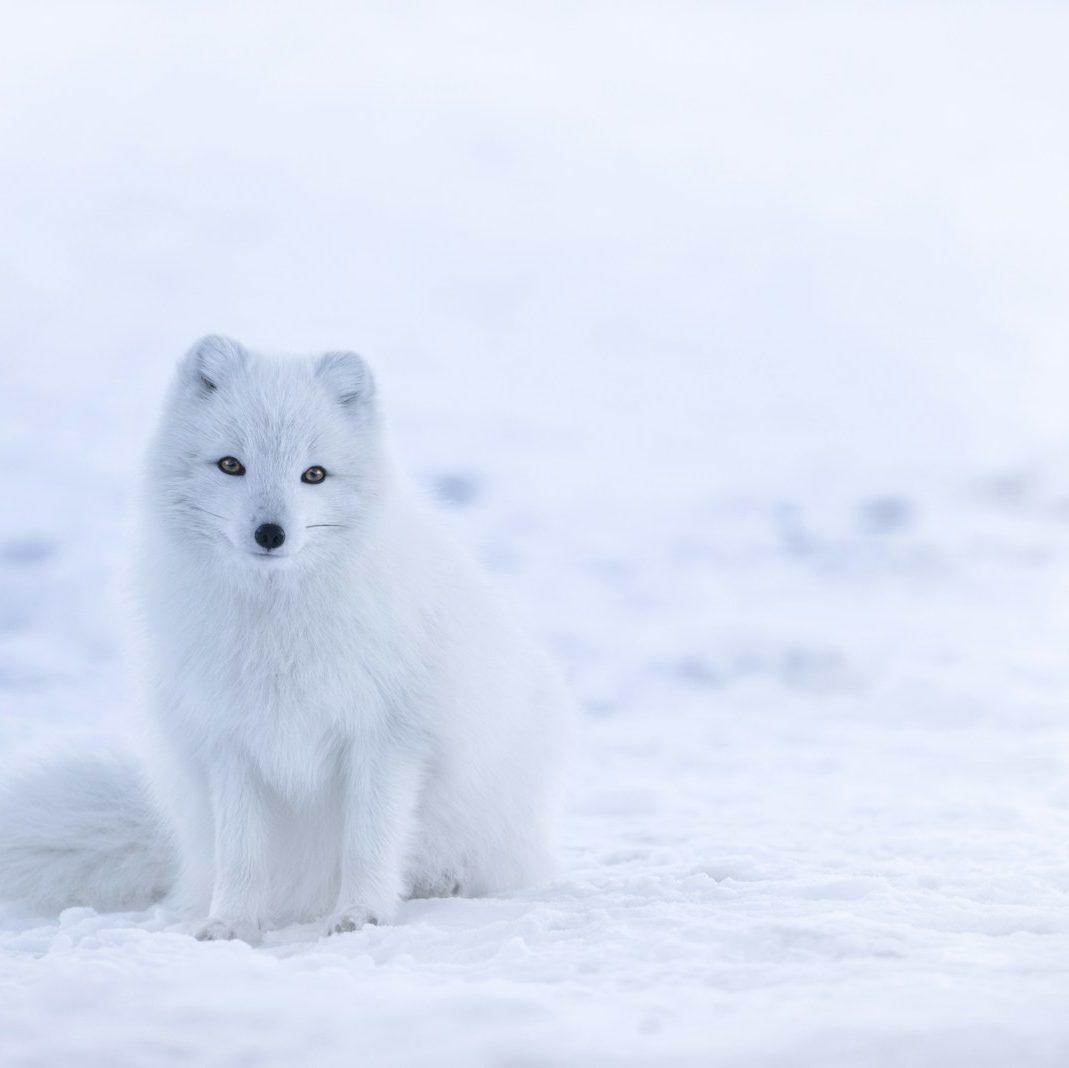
[4,3,1069,1065]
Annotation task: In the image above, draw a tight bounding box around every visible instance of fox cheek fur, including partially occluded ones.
[0,335,572,941]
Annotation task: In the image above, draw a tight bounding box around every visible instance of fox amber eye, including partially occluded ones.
[301,465,327,484]
[217,456,245,476]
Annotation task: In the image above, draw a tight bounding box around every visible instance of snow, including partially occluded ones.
[3,2,1069,1064]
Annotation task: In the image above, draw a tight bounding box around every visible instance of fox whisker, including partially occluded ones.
[186,504,228,521]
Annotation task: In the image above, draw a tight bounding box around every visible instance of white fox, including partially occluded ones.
[0,336,571,941]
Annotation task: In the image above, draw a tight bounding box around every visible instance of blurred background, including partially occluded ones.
[6,3,1069,490]
[3,4,1069,1064]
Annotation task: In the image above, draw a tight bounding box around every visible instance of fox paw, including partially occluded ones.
[194,918,261,944]
[325,907,383,936]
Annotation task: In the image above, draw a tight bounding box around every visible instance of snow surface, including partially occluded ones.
[3,2,1069,1065]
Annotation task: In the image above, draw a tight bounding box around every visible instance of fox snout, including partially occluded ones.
[253,523,286,550]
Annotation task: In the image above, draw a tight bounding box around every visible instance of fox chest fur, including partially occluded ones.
[147,553,432,801]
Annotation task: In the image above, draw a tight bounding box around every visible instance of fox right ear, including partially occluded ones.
[315,351,375,408]
[180,335,247,396]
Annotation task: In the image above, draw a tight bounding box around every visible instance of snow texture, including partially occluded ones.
[3,3,1069,1065]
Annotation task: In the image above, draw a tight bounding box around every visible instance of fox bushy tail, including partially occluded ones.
[0,750,175,914]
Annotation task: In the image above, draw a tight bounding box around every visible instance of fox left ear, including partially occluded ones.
[315,351,375,408]
[181,335,248,397]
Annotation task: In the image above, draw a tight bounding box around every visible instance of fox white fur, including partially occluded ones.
[0,336,570,941]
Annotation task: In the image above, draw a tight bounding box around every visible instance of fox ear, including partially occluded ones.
[315,351,375,407]
[181,335,247,396]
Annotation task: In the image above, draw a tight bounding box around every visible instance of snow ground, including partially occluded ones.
[3,3,1069,1065]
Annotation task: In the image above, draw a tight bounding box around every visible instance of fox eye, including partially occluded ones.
[218,456,245,476]
[301,465,327,484]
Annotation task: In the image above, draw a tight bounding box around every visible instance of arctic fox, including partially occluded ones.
[0,336,571,941]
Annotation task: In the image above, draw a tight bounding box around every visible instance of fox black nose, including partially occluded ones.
[254,523,286,550]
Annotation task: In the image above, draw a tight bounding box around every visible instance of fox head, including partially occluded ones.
[148,335,384,569]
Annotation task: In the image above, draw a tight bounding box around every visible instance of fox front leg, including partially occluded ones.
[195,759,271,944]
[326,743,421,935]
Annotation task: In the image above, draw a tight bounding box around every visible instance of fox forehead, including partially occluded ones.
[176,400,335,479]
[194,387,340,457]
